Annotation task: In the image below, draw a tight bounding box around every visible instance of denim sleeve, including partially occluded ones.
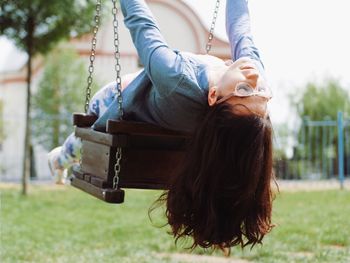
[226,0,265,72]
[120,0,184,94]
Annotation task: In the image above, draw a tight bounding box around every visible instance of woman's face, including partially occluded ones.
[208,57,271,118]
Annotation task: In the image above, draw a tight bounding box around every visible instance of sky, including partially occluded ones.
[1,0,350,125]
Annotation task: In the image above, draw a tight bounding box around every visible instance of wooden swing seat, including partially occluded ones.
[71,113,190,203]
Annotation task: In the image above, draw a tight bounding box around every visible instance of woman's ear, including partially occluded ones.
[208,86,218,106]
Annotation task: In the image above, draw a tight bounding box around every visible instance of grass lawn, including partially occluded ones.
[1,183,350,263]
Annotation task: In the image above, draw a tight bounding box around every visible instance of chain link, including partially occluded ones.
[84,0,101,113]
[113,147,122,189]
[206,0,220,54]
[111,0,123,189]
[111,0,123,120]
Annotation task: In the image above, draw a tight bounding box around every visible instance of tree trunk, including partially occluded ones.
[53,118,60,147]
[22,16,34,195]
[53,81,60,147]
[22,53,32,195]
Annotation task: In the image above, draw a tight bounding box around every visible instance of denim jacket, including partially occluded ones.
[93,0,264,133]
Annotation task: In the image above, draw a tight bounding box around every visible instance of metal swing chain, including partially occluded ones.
[80,0,102,169]
[206,0,220,54]
[84,0,102,113]
[83,0,123,189]
[111,0,123,189]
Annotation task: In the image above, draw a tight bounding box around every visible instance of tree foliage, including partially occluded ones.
[0,0,96,55]
[293,79,350,120]
[33,46,99,150]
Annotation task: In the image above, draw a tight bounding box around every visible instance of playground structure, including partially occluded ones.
[275,111,350,188]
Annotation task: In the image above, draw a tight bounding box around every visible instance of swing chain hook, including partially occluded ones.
[206,0,220,54]
[84,0,102,113]
[112,0,123,189]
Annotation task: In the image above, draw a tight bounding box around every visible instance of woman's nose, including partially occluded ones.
[246,71,259,88]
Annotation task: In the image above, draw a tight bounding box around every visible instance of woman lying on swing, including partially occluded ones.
[49,0,274,250]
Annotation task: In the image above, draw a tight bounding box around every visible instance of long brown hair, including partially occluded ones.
[154,102,275,250]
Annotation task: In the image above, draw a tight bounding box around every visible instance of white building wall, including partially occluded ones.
[1,81,26,180]
[0,67,44,181]
[149,3,199,52]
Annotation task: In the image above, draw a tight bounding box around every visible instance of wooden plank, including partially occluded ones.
[118,149,184,190]
[72,166,109,188]
[73,168,85,180]
[76,123,190,149]
[76,127,189,150]
[73,113,98,127]
[81,141,110,180]
[125,135,189,150]
[75,127,127,147]
[119,181,167,190]
[90,175,110,188]
[77,147,186,190]
[84,174,91,183]
[71,175,125,203]
[107,120,190,137]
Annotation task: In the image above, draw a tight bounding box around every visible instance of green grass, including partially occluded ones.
[1,184,350,263]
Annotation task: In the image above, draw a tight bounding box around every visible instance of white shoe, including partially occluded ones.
[48,147,67,184]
